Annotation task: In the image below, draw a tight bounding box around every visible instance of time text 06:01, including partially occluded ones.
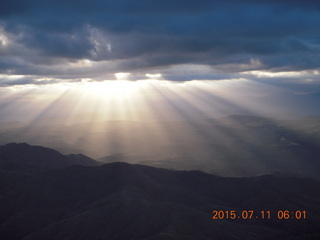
[212,210,306,220]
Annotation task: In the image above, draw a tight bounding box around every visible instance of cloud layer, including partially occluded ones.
[0,0,320,88]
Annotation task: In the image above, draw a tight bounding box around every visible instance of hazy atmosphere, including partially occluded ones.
[1,1,320,239]
[1,0,320,176]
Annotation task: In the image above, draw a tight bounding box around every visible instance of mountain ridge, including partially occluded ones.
[0,153,320,239]
[0,142,100,174]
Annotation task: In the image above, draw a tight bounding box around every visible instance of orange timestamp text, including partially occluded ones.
[212,210,307,220]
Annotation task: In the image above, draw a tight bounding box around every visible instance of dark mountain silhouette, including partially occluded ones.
[1,115,320,177]
[0,143,99,174]
[0,146,319,240]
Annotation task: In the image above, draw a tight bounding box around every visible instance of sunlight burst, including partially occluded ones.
[114,72,131,80]
[82,80,140,98]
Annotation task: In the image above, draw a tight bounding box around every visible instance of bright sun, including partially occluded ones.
[81,80,141,98]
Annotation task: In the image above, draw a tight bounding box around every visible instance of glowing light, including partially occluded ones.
[82,80,139,98]
[0,27,8,47]
[242,70,309,78]
[0,74,25,79]
[0,34,8,47]
[115,72,131,80]
[145,73,162,79]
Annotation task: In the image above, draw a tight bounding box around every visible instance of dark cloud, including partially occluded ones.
[0,0,320,87]
[0,75,58,87]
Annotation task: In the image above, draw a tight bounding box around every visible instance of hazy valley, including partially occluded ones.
[1,115,320,177]
[0,142,320,239]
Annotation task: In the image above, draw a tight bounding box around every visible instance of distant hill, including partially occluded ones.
[0,159,319,240]
[1,115,320,177]
[0,143,99,174]
[93,115,320,177]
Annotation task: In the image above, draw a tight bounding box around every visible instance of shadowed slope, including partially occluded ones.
[0,143,99,174]
[0,161,319,240]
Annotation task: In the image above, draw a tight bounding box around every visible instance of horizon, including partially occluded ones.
[1,1,320,123]
[1,0,320,176]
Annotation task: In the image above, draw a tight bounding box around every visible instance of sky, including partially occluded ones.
[0,0,320,123]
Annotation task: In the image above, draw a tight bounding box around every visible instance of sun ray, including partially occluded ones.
[0,78,311,175]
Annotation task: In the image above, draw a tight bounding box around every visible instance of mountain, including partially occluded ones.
[0,157,320,239]
[98,153,149,164]
[0,143,99,174]
[1,115,320,177]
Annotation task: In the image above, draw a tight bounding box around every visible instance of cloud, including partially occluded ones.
[0,0,320,89]
[0,75,60,87]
